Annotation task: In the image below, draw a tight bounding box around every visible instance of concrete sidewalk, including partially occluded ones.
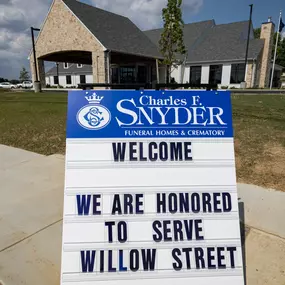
[0,145,284,285]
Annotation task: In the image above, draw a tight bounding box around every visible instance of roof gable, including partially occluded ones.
[187,21,264,63]
[62,0,161,59]
[46,63,92,75]
[145,20,264,63]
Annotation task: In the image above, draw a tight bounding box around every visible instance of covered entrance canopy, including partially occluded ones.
[30,0,164,88]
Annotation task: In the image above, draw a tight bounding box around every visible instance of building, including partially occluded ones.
[45,62,93,87]
[145,19,277,88]
[31,0,279,89]
[281,72,285,88]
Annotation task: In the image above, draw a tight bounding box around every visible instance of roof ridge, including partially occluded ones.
[144,19,215,32]
[215,20,249,27]
[62,0,162,58]
[62,0,129,20]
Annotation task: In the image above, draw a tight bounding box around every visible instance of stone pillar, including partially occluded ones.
[259,20,275,88]
[104,51,111,84]
[92,51,107,84]
[38,59,46,88]
[29,56,46,88]
[246,62,253,88]
[30,56,37,83]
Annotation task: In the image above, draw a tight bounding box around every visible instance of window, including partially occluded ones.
[54,76,59,85]
[66,75,72,85]
[230,64,245,84]
[190,66,202,85]
[77,64,83,68]
[80,75,86,84]
[120,67,135,83]
[111,67,119,83]
[209,65,222,85]
[137,66,147,83]
[63,63,69,69]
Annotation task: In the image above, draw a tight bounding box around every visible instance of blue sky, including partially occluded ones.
[0,0,284,79]
[187,0,284,29]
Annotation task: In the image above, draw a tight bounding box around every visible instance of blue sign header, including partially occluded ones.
[67,90,233,138]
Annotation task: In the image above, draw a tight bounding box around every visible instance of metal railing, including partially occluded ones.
[78,83,218,91]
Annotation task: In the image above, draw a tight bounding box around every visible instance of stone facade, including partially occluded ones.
[258,21,275,88]
[246,62,254,88]
[30,0,107,86]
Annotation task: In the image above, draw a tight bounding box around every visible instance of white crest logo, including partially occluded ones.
[76,92,111,130]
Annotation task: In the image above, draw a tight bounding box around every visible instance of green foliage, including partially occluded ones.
[0,77,8,83]
[19,67,30,82]
[275,37,285,67]
[159,0,186,70]
[254,28,261,39]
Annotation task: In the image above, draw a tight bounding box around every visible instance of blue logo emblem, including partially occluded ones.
[76,92,111,130]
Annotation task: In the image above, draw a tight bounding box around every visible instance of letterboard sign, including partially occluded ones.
[61,90,244,285]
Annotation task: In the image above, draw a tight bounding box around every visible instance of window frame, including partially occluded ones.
[54,76,59,85]
[120,66,136,83]
[66,75,72,85]
[190,66,202,85]
[230,63,246,84]
[63,63,69,69]
[80,75,86,84]
[209,65,223,85]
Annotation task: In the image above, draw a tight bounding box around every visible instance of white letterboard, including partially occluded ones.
[61,90,244,285]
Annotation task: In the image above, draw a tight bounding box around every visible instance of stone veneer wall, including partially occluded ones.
[259,22,275,88]
[30,0,107,85]
[246,62,254,88]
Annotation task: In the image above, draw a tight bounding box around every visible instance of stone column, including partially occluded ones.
[29,56,46,88]
[38,59,46,88]
[104,51,111,84]
[30,56,37,83]
[259,21,275,88]
[246,62,253,88]
[92,51,107,84]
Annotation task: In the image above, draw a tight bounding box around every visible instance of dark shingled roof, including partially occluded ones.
[145,20,264,63]
[62,0,162,59]
[144,20,215,54]
[187,21,264,62]
[46,63,92,76]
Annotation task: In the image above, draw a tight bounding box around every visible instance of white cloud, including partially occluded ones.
[0,0,203,79]
[0,0,52,79]
[91,0,203,30]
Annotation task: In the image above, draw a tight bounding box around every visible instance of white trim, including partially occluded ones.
[61,0,107,51]
[63,62,69,69]
[77,64,83,68]
[187,58,255,65]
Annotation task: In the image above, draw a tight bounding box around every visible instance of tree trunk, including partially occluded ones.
[166,65,170,84]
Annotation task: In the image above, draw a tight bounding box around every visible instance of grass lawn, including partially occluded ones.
[0,90,67,155]
[1,89,285,191]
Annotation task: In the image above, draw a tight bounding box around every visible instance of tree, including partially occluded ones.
[159,0,186,82]
[276,38,285,67]
[254,28,261,39]
[19,67,29,82]
[0,78,8,83]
